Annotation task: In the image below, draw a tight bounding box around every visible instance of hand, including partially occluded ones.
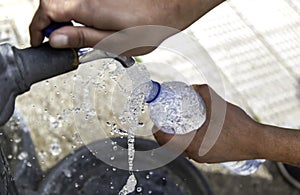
[29,0,224,55]
[153,84,262,163]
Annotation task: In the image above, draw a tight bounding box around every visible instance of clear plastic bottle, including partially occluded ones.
[220,160,265,175]
[146,80,264,175]
[146,80,206,134]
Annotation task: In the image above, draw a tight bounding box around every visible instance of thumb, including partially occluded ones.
[49,26,113,48]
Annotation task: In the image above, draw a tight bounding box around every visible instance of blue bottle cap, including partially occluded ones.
[146,80,161,103]
[43,22,73,38]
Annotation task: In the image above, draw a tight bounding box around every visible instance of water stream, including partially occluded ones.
[82,59,151,194]
[117,66,152,195]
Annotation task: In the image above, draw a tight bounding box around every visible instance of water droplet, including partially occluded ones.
[18,151,28,160]
[138,122,144,127]
[145,175,150,179]
[86,109,97,117]
[50,142,62,156]
[110,156,115,161]
[112,128,128,136]
[26,162,32,167]
[14,137,21,143]
[119,174,137,195]
[57,115,63,121]
[106,121,112,126]
[136,187,142,192]
[148,190,152,194]
[75,183,79,188]
[113,146,118,151]
[38,150,47,158]
[50,116,61,129]
[150,150,155,157]
[79,175,84,180]
[112,168,117,172]
[110,186,115,190]
[7,154,13,159]
[74,107,81,113]
[119,116,127,125]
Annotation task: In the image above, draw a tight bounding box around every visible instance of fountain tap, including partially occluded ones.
[0,22,135,126]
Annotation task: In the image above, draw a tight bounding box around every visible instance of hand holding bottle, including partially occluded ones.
[153,84,300,167]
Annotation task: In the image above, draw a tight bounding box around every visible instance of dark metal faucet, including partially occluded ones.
[0,21,135,126]
[0,43,79,126]
[0,42,135,126]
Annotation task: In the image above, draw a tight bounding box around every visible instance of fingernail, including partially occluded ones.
[50,34,68,47]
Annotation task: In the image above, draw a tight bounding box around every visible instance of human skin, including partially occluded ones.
[29,0,225,55]
[154,85,300,167]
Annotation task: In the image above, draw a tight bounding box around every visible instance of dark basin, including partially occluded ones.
[0,110,212,195]
[38,137,212,195]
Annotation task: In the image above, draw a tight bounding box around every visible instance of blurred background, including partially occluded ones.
[1,0,300,194]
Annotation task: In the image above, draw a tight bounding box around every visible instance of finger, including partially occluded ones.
[152,126,174,146]
[192,84,211,107]
[153,127,195,161]
[153,126,197,151]
[49,26,158,56]
[191,84,224,118]
[29,9,52,47]
[49,26,114,48]
[29,0,81,47]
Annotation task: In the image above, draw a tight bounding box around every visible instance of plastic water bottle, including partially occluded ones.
[145,80,264,175]
[220,160,265,175]
[146,80,206,134]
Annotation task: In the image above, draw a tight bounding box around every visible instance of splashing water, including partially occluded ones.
[49,142,62,156]
[118,174,137,195]
[77,59,152,194]
[117,65,152,195]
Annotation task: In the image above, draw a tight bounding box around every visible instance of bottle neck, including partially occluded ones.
[146,80,161,103]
